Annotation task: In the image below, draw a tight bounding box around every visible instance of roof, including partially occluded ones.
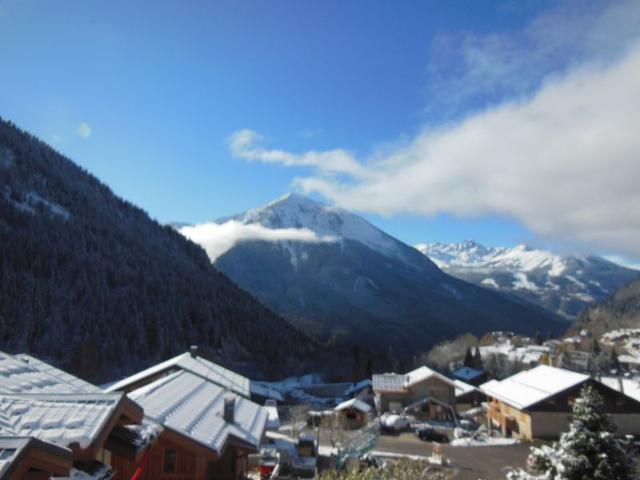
[106,352,250,398]
[0,393,126,450]
[0,351,99,394]
[128,370,267,455]
[453,367,484,381]
[373,366,456,393]
[480,365,589,410]
[600,377,640,402]
[454,380,477,397]
[334,398,371,413]
[0,436,73,479]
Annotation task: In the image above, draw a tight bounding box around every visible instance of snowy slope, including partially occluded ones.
[220,193,411,264]
[416,241,640,318]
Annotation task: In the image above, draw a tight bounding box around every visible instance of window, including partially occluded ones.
[164,448,176,474]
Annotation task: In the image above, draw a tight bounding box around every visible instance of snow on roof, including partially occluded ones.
[128,370,267,455]
[106,352,250,398]
[334,398,372,413]
[600,377,640,402]
[372,373,404,392]
[454,380,478,397]
[405,366,456,388]
[480,365,589,410]
[0,351,99,394]
[373,366,455,393]
[453,367,484,381]
[0,393,124,449]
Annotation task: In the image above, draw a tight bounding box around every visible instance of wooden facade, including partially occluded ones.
[487,379,640,440]
[110,429,250,480]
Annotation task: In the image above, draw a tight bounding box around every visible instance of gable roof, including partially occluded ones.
[334,398,371,413]
[0,393,130,452]
[128,370,267,456]
[454,380,478,398]
[480,365,589,410]
[106,352,250,398]
[373,366,456,393]
[0,436,73,480]
[0,352,99,394]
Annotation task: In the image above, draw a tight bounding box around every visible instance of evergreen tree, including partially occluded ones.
[473,346,483,370]
[463,347,474,368]
[508,384,633,480]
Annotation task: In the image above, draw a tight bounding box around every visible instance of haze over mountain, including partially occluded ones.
[182,194,564,361]
[416,241,640,319]
[0,118,316,382]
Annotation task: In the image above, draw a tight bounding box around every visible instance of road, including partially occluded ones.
[375,433,534,480]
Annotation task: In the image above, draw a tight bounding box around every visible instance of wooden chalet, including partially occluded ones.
[0,351,159,480]
[106,349,268,480]
[372,366,457,421]
[481,365,640,440]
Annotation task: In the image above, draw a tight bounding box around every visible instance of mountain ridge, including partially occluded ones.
[417,241,640,318]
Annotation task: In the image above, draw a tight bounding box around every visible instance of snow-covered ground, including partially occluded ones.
[450,436,519,447]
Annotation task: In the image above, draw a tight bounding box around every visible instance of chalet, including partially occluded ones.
[481,365,640,440]
[0,437,72,480]
[106,351,268,480]
[334,398,371,430]
[454,380,485,411]
[0,351,159,479]
[372,366,457,421]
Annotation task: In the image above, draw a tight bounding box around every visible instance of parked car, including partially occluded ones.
[379,413,411,433]
[415,427,449,443]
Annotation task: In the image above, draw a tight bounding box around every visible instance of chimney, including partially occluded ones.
[224,396,235,423]
[190,345,199,358]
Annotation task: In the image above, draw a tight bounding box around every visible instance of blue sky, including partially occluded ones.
[1,0,639,263]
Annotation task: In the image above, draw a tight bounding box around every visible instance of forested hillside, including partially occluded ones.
[573,278,640,336]
[0,118,316,382]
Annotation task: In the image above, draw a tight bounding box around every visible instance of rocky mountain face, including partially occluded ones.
[197,194,565,363]
[572,278,640,336]
[416,241,639,319]
[0,118,316,382]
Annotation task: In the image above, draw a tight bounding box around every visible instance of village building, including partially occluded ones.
[454,380,486,411]
[452,366,486,386]
[0,351,158,480]
[0,437,73,480]
[334,398,372,430]
[481,365,640,440]
[106,350,268,480]
[372,366,457,421]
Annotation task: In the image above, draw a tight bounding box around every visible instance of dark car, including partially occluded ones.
[415,427,449,443]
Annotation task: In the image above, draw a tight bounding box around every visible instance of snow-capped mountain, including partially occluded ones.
[416,241,640,318]
[198,194,564,361]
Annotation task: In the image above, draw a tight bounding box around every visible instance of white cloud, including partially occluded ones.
[603,255,640,271]
[77,122,92,138]
[229,129,366,177]
[179,220,337,262]
[230,42,640,259]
